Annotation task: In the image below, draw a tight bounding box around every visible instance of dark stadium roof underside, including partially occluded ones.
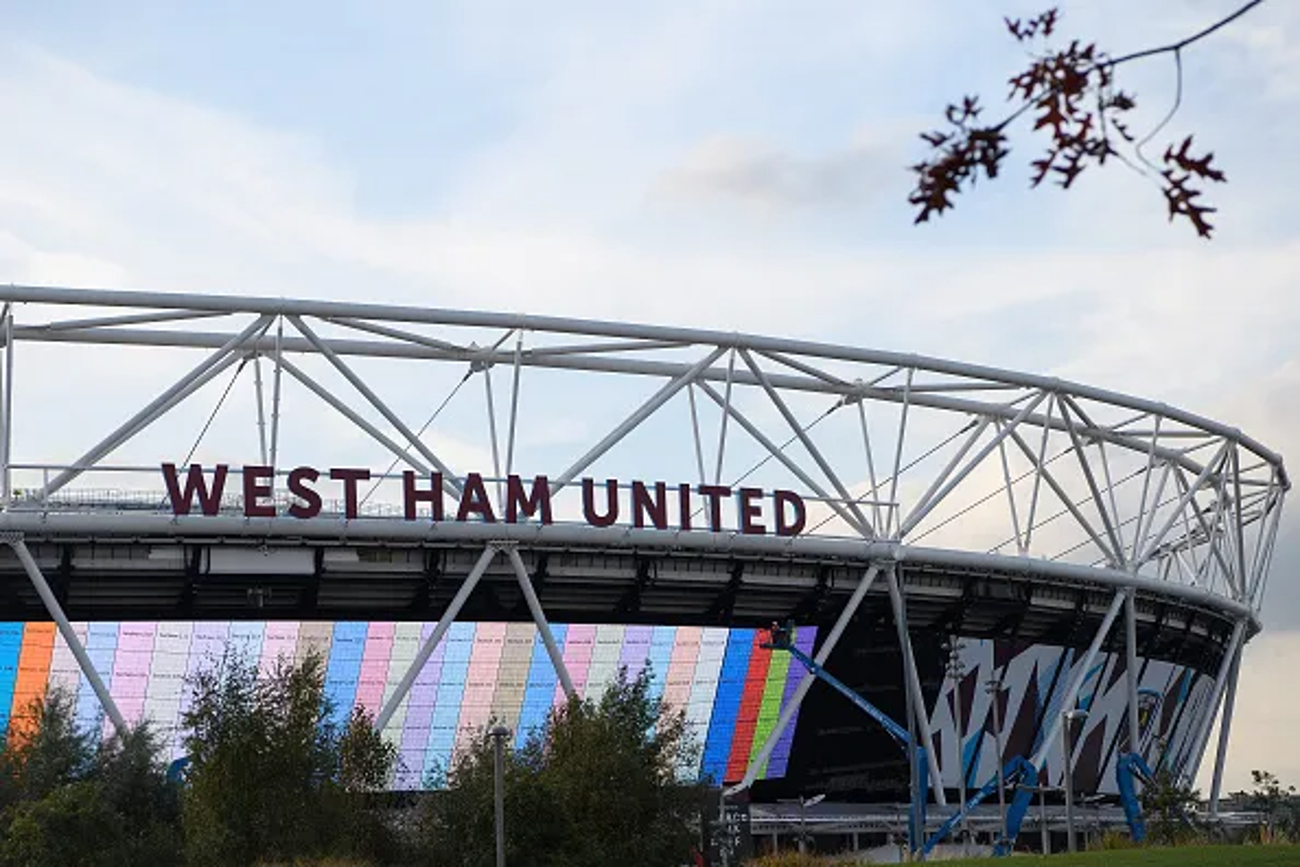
[0,520,1240,675]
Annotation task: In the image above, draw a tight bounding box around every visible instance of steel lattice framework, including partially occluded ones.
[0,285,1285,813]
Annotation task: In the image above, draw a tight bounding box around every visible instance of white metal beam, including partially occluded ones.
[1029,591,1126,772]
[4,534,127,735]
[725,564,882,795]
[550,346,727,492]
[42,317,265,499]
[289,315,463,493]
[886,565,947,807]
[503,545,577,700]
[375,544,498,730]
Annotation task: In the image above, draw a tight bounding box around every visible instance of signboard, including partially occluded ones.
[161,464,808,536]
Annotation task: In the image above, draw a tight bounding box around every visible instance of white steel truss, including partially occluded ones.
[0,285,1285,804]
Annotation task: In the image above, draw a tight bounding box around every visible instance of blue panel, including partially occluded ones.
[645,626,676,705]
[517,624,567,744]
[77,623,120,731]
[324,621,367,726]
[228,621,266,662]
[0,623,23,732]
[425,622,475,775]
[700,628,754,783]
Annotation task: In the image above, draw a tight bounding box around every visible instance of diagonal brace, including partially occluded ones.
[4,534,127,735]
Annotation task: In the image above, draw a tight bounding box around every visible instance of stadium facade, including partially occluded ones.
[0,286,1284,811]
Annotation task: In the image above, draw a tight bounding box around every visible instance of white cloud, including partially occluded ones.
[0,0,1298,798]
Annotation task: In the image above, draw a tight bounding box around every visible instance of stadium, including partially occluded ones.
[0,286,1285,850]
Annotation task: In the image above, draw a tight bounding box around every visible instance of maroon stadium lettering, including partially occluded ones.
[160,463,808,536]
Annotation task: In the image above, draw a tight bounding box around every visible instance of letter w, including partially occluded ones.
[162,463,229,516]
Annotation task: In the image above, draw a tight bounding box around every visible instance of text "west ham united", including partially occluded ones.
[161,464,809,537]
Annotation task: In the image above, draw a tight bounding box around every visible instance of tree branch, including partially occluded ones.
[1106,0,1266,68]
[909,2,1264,238]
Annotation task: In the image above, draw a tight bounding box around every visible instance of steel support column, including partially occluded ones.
[1209,638,1244,816]
[886,565,948,807]
[726,564,881,795]
[1029,591,1126,771]
[504,545,577,700]
[1185,619,1247,786]
[375,544,498,730]
[1124,590,1142,756]
[4,534,127,735]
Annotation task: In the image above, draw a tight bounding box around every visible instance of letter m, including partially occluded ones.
[506,475,552,524]
[162,463,229,516]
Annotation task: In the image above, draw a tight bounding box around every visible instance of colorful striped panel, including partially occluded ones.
[559,624,596,700]
[260,622,300,675]
[701,628,754,783]
[750,625,795,776]
[355,622,396,717]
[325,621,367,727]
[661,625,701,718]
[382,621,423,743]
[724,630,773,781]
[584,624,625,701]
[765,624,816,777]
[458,623,506,739]
[645,626,676,706]
[427,622,474,778]
[3,619,827,788]
[81,622,119,736]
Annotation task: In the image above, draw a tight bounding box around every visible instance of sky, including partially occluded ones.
[1,0,1298,794]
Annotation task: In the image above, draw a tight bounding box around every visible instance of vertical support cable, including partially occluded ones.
[253,354,269,467]
[270,316,284,471]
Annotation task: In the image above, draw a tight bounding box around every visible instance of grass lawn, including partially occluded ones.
[937,847,1300,865]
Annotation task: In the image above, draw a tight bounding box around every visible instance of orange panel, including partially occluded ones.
[9,623,56,742]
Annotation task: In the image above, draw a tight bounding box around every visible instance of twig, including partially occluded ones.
[1105,0,1266,68]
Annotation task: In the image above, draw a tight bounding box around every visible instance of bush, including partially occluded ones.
[418,667,704,866]
[179,651,397,866]
[0,688,182,866]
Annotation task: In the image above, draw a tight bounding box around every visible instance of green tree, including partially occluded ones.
[1139,768,1202,846]
[0,687,93,809]
[0,688,182,866]
[419,667,704,867]
[179,650,398,866]
[1246,769,1299,843]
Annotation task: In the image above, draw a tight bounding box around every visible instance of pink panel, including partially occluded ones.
[112,622,157,725]
[457,624,506,745]
[556,624,597,703]
[259,622,301,675]
[355,622,396,713]
[662,626,702,713]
